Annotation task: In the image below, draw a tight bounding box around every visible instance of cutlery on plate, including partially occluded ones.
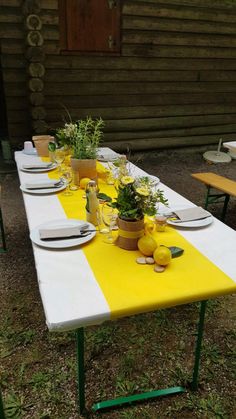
[41,231,95,241]
[23,164,53,170]
[26,181,64,190]
[170,215,211,223]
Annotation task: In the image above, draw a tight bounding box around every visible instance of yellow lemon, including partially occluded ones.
[80,177,91,189]
[153,246,172,266]
[138,235,157,256]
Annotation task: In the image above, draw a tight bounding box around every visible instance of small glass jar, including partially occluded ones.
[155,215,167,232]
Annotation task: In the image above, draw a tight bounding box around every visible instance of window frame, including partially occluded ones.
[58,0,121,56]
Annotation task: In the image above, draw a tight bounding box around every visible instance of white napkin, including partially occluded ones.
[23,162,53,169]
[97,147,120,161]
[172,206,211,223]
[24,179,61,190]
[39,223,88,239]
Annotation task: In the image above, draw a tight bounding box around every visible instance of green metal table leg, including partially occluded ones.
[0,387,6,419]
[76,328,86,415]
[0,208,7,252]
[205,187,230,222]
[92,386,185,412]
[204,186,211,210]
[221,194,230,222]
[191,300,207,391]
[78,301,208,414]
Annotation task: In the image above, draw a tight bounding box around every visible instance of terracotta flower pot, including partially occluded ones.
[116,217,144,250]
[70,158,97,186]
[32,135,55,157]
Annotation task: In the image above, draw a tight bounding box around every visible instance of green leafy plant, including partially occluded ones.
[55,116,104,159]
[4,392,32,418]
[111,175,168,221]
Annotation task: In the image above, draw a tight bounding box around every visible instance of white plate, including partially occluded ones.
[23,148,38,156]
[158,204,213,228]
[20,181,66,195]
[167,216,213,228]
[20,163,57,173]
[30,219,96,249]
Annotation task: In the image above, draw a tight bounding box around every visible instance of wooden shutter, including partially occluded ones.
[59,0,121,54]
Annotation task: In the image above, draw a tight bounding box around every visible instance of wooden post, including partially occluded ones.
[23,0,48,135]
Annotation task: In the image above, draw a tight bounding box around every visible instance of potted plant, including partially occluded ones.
[56,116,104,185]
[111,175,168,250]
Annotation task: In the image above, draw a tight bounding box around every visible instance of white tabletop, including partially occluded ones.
[15,151,236,332]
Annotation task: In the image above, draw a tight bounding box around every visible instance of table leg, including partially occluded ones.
[78,301,208,414]
[76,328,86,415]
[205,186,211,210]
[0,208,7,252]
[191,300,207,391]
[204,186,230,221]
[0,387,6,419]
[221,194,230,221]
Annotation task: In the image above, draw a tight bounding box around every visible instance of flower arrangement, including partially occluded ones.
[55,121,79,148]
[55,116,104,160]
[111,175,168,221]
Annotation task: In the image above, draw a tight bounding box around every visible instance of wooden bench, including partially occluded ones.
[191,172,236,221]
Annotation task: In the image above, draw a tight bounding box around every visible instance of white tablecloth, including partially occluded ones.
[15,151,236,331]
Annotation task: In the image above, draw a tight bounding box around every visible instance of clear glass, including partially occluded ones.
[101,203,118,243]
[69,171,79,191]
[61,169,73,196]
[106,162,116,185]
[117,155,128,179]
[54,148,65,175]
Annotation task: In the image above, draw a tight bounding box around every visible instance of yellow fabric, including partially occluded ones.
[118,228,144,239]
[48,162,235,319]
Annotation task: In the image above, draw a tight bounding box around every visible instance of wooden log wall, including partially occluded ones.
[2,0,236,150]
[0,0,30,146]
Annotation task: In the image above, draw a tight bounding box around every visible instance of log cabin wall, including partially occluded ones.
[0,0,30,147]
[1,0,236,151]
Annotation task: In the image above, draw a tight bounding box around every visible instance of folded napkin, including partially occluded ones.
[97,147,120,161]
[23,162,52,169]
[24,179,61,190]
[39,222,88,240]
[172,206,211,223]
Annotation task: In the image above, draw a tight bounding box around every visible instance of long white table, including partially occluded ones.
[15,150,236,415]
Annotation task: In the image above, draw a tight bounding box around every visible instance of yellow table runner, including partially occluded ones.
[49,165,235,319]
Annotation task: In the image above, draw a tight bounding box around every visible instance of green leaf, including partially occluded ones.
[48,142,56,152]
[97,193,112,202]
[168,246,184,258]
